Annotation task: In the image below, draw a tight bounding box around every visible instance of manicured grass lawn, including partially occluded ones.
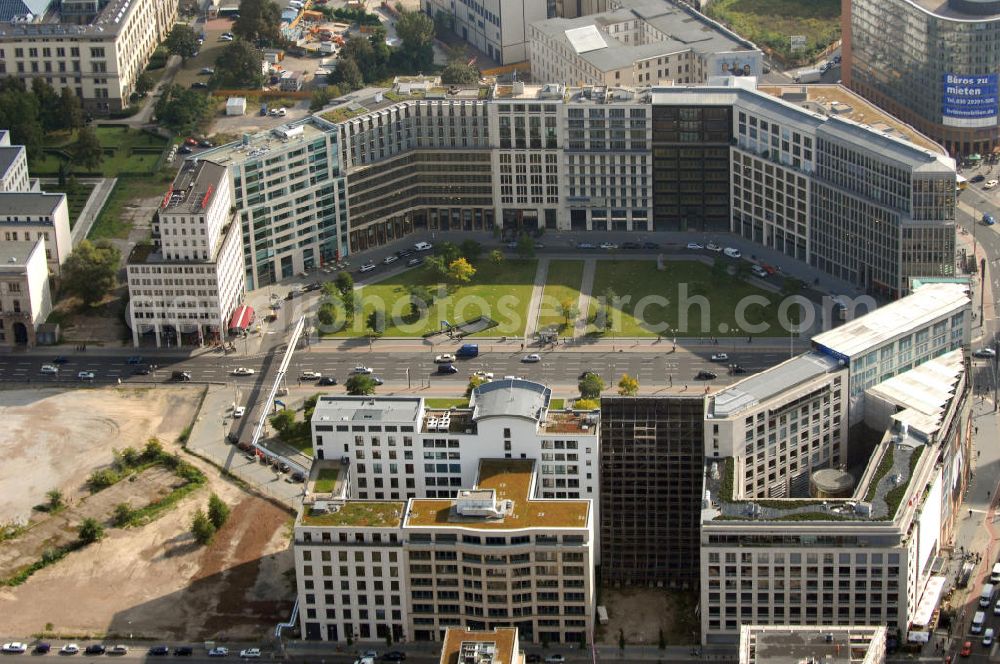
[313,468,339,492]
[590,260,797,337]
[536,260,584,333]
[40,181,95,229]
[89,176,172,240]
[425,398,470,409]
[30,126,168,176]
[705,0,839,62]
[333,259,538,337]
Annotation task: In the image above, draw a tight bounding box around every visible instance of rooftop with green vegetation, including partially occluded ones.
[300,501,404,528]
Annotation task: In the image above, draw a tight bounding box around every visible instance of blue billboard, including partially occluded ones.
[942,73,999,128]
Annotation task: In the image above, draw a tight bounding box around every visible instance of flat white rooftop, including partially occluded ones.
[866,348,965,438]
[709,352,842,418]
[812,283,969,358]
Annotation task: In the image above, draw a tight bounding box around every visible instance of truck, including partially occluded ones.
[456,343,480,358]
[794,68,823,83]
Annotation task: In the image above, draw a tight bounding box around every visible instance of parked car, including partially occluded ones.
[84,645,106,655]
[686,242,703,250]
[642,241,659,249]
[233,406,246,418]
[406,257,423,267]
[706,242,722,252]
[232,367,255,376]
[173,647,193,656]
[473,370,494,381]
[60,645,80,655]
[972,174,986,183]
[291,471,306,482]
[396,248,415,258]
[300,371,322,380]
[318,376,338,385]
[77,371,95,381]
[751,265,768,278]
[371,376,384,386]
[960,641,972,657]
[190,81,208,89]
[973,348,997,358]
[622,241,640,249]
[414,241,433,251]
[199,67,215,74]
[728,364,747,375]
[723,247,742,258]
[380,653,406,662]
[359,262,376,273]
[2,643,28,654]
[34,644,51,654]
[435,353,457,363]
[239,649,261,658]
[437,363,458,374]
[525,656,541,664]
[986,179,999,190]
[383,254,399,264]
[599,242,618,250]
[576,242,595,249]
[521,353,542,363]
[710,353,729,362]
[198,139,213,148]
[361,652,378,660]
[40,364,59,374]
[544,656,565,664]
[208,648,229,657]
[984,213,996,226]
[171,370,192,381]
[696,370,717,380]
[179,145,193,154]
[147,647,169,656]
[220,34,234,41]
[351,366,373,375]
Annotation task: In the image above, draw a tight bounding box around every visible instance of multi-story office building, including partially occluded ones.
[738,625,887,664]
[706,352,849,498]
[439,627,524,664]
[310,379,600,507]
[421,0,546,65]
[0,0,177,113]
[529,0,762,88]
[0,130,31,192]
[811,281,970,422]
[293,458,594,645]
[842,0,1000,155]
[196,118,348,289]
[126,160,246,347]
[0,237,52,346]
[599,395,704,588]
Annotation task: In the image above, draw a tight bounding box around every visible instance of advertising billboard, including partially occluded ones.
[942,73,999,128]
[708,51,763,78]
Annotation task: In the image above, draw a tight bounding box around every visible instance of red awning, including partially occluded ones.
[228,305,254,332]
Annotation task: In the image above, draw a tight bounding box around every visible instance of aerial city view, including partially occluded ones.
[0,0,999,661]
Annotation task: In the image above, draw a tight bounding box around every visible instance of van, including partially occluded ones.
[723,247,742,258]
[986,628,996,646]
[414,241,433,252]
[456,343,479,358]
[171,371,192,381]
[991,562,1000,583]
[973,610,986,633]
[982,583,996,607]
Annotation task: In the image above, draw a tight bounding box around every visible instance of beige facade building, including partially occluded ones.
[0,237,52,346]
[0,0,177,113]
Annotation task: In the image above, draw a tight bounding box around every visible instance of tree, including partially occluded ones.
[395,9,435,72]
[579,372,605,398]
[436,241,461,265]
[441,61,479,85]
[617,373,639,396]
[447,257,476,284]
[406,284,434,318]
[332,56,364,91]
[58,87,84,131]
[213,40,265,89]
[154,84,212,132]
[78,517,105,544]
[207,494,230,530]
[191,508,216,545]
[516,234,535,259]
[71,126,104,171]
[61,240,121,306]
[433,9,456,37]
[465,374,486,397]
[317,302,338,327]
[32,78,62,132]
[424,255,448,280]
[113,502,135,527]
[459,239,482,263]
[164,24,200,61]
[46,489,64,511]
[269,408,296,436]
[489,249,504,265]
[310,86,332,112]
[232,0,282,44]
[366,307,386,336]
[0,82,43,159]
[134,72,155,98]
[346,373,377,396]
[335,270,354,295]
[573,398,599,410]
[341,289,356,322]
[559,298,580,327]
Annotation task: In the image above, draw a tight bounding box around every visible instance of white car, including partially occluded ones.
[985,179,999,189]
[299,371,322,380]
[383,255,399,264]
[232,367,255,376]
[473,370,494,381]
[234,406,246,418]
[220,34,234,41]
[239,649,261,659]
[109,646,128,655]
[208,647,229,657]
[686,242,703,250]
[275,107,287,117]
[544,656,565,664]
[599,242,618,250]
[77,371,95,380]
[521,354,542,363]
[414,241,433,251]
[40,364,59,374]
[710,353,729,362]
[435,353,456,363]
[2,643,27,654]
[359,263,376,273]
[351,365,374,375]
[706,242,722,252]
[723,247,742,258]
[60,645,80,655]
[576,242,595,249]
[994,599,1000,615]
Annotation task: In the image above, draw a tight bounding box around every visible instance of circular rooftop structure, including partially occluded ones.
[810,469,855,499]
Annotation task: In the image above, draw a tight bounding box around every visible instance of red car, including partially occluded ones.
[184,137,199,146]
[961,641,972,657]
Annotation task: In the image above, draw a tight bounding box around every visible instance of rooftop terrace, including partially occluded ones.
[195,118,335,168]
[439,628,519,664]
[405,459,590,530]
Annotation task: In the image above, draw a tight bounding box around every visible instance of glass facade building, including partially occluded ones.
[843,0,1000,156]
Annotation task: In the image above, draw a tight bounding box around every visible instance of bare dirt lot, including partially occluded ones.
[597,587,700,646]
[0,387,201,524]
[0,387,296,639]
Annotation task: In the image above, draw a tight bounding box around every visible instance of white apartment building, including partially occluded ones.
[706,352,849,499]
[422,0,546,65]
[294,458,594,645]
[0,192,71,275]
[0,130,31,192]
[0,0,177,113]
[196,119,348,289]
[529,0,761,88]
[0,237,52,346]
[439,627,524,664]
[126,160,246,347]
[311,380,600,507]
[738,625,887,664]
[811,281,970,423]
[700,344,972,644]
